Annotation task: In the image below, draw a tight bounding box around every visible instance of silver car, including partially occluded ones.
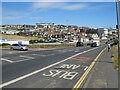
[10,44,28,51]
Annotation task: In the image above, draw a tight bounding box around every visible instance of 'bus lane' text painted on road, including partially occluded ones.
[43,70,78,80]
[42,64,86,80]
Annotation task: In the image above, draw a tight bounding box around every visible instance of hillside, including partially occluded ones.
[0,34,43,40]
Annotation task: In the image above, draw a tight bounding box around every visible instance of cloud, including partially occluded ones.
[2,8,27,21]
[32,2,88,11]
[87,3,112,10]
[2,2,114,22]
[32,2,63,9]
[2,8,44,21]
[62,4,87,10]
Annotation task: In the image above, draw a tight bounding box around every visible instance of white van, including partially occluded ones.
[92,40,100,46]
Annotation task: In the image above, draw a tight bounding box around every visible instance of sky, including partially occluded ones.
[2,2,118,28]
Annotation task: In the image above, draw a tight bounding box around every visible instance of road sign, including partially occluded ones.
[116,25,120,29]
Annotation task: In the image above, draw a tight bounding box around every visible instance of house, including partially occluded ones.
[103,28,109,36]
[0,38,29,45]
[97,28,104,38]
[36,23,57,29]
[0,27,7,33]
[91,34,99,40]
[4,30,20,34]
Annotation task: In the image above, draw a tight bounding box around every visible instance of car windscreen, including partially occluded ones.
[20,45,26,46]
[93,42,96,44]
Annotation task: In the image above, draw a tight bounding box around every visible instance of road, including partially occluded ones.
[1,45,106,88]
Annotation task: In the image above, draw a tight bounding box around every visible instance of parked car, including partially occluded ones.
[91,42,97,47]
[92,40,100,46]
[10,44,28,51]
[76,42,84,47]
[87,43,91,46]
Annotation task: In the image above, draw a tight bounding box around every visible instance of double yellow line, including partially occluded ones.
[72,47,107,90]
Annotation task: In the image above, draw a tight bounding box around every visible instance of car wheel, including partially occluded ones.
[20,48,24,51]
[25,49,28,51]
[11,47,14,50]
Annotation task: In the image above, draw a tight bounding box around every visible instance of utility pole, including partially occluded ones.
[116,0,120,60]
[66,20,68,26]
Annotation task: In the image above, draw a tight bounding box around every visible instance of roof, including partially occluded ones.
[0,29,20,32]
[0,27,6,28]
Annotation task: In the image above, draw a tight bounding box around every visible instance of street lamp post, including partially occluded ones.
[116,0,120,60]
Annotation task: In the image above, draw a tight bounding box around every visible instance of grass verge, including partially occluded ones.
[111,45,120,71]
[0,43,76,48]
[27,43,75,48]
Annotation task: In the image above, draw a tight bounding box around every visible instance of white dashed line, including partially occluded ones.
[13,59,32,63]
[19,55,34,59]
[31,54,38,55]
[84,66,88,71]
[75,51,79,52]
[39,55,47,56]
[11,55,35,63]
[1,58,13,63]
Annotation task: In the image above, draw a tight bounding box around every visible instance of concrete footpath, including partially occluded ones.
[82,49,118,88]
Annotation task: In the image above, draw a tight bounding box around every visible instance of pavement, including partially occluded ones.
[82,49,118,88]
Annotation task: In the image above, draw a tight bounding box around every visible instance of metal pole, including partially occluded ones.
[116,0,120,60]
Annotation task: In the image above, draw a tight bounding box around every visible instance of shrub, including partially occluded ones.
[29,39,57,44]
[29,40,46,44]
[2,43,10,46]
[113,39,119,45]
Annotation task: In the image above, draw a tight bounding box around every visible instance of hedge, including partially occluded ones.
[1,43,10,46]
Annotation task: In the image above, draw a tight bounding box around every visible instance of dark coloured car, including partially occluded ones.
[87,43,91,46]
[91,42,97,47]
[76,42,84,47]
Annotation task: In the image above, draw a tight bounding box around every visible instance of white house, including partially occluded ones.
[104,28,109,36]
[0,38,29,45]
[92,34,99,40]
[0,30,20,34]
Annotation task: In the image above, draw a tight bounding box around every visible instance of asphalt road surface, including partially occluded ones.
[1,45,106,88]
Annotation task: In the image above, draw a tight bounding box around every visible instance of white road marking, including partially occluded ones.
[19,55,34,59]
[58,50,67,52]
[48,54,55,56]
[43,70,78,80]
[0,47,99,88]
[38,54,55,57]
[39,55,47,56]
[13,59,32,63]
[1,58,13,63]
[75,51,79,52]
[9,52,13,54]
[31,54,38,55]
[12,55,34,63]
[84,66,88,71]
[54,64,81,70]
[68,50,73,51]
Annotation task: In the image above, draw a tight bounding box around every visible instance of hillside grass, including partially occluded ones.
[0,34,43,40]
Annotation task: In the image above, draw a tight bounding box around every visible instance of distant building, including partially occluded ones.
[97,28,104,39]
[2,30,20,34]
[36,23,57,29]
[0,38,29,45]
[104,28,109,36]
[91,34,99,40]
